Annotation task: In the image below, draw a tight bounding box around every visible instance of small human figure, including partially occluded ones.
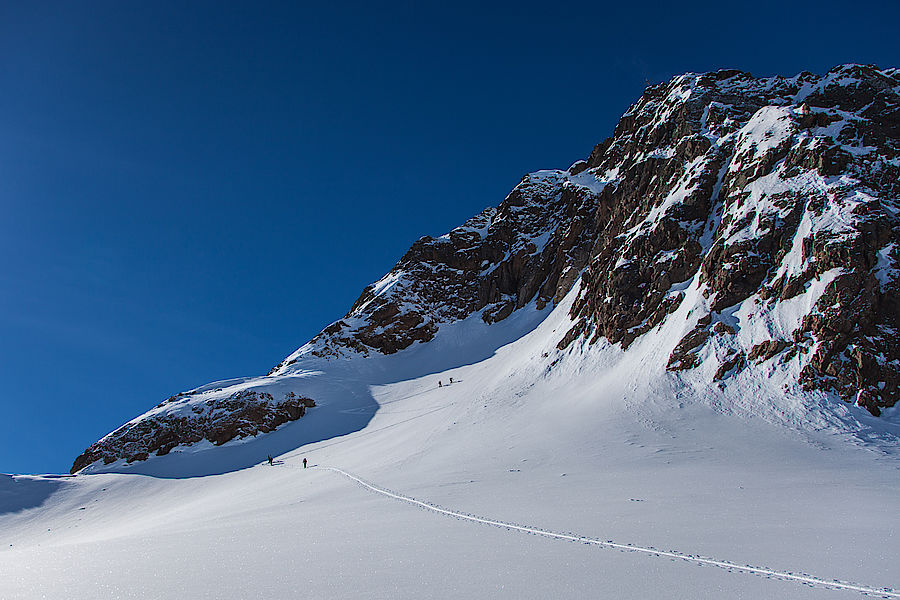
[438,380,442,387]
[303,457,308,469]
[267,455,273,466]
[449,377,453,384]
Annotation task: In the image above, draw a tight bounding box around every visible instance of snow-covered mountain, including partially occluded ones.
[71,64,900,474]
[6,64,900,600]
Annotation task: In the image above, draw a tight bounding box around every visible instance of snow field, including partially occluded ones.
[314,465,900,598]
[2,284,899,599]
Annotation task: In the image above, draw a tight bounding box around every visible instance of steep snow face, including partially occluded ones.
[70,64,900,473]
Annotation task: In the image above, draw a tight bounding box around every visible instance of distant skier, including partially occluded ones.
[267,455,274,466]
[449,377,453,384]
[439,380,442,388]
[303,457,308,469]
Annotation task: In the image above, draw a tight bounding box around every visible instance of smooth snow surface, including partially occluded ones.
[2,287,899,599]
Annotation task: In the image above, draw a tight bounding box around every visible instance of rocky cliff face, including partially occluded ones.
[72,64,900,473]
[562,64,900,416]
[275,64,900,416]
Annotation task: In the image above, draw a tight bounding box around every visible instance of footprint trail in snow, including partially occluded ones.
[299,464,900,599]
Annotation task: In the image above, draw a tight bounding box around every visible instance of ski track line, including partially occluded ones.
[311,465,899,598]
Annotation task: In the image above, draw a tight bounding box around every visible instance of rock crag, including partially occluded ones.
[71,388,315,473]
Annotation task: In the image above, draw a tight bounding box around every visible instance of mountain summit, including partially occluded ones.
[72,64,900,474]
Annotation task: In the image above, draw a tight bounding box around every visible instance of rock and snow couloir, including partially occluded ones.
[71,64,900,474]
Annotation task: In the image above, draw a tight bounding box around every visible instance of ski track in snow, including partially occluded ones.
[296,464,899,599]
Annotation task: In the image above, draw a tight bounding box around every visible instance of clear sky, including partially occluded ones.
[2,0,898,474]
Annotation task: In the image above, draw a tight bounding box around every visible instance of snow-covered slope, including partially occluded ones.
[3,284,899,599]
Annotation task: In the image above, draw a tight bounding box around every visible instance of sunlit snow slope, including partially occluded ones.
[2,286,899,599]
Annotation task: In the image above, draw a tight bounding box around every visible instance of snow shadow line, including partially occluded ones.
[314,465,900,599]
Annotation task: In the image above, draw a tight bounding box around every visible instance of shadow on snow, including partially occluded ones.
[0,474,65,516]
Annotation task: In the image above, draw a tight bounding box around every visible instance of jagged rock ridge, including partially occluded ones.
[72,64,900,473]
[269,168,601,367]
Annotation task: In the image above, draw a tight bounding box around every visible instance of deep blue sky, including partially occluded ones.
[2,1,898,474]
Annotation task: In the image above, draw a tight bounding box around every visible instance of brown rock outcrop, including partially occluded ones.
[71,390,316,473]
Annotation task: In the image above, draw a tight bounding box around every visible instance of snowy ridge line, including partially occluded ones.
[314,466,900,598]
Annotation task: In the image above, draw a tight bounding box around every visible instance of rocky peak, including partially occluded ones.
[71,64,900,474]
[275,64,900,416]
